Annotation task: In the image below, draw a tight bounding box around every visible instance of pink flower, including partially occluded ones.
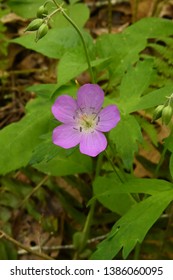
[52,84,120,157]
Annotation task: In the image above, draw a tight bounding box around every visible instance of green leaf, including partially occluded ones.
[128,85,173,113]
[8,0,44,18]
[0,97,51,175]
[29,133,60,165]
[57,48,109,87]
[93,174,173,197]
[93,175,136,216]
[96,17,173,87]
[33,148,93,176]
[119,59,155,113]
[8,0,89,26]
[91,189,173,260]
[52,3,89,29]
[109,115,143,169]
[12,27,93,59]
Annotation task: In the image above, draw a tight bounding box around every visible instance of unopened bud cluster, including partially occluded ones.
[153,94,173,125]
[25,4,49,42]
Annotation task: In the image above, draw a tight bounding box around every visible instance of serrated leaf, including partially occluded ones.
[109,115,143,169]
[129,85,173,113]
[91,190,173,260]
[96,17,173,87]
[119,59,155,113]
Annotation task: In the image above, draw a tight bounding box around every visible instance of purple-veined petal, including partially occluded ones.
[52,95,77,124]
[79,131,107,157]
[77,84,104,113]
[52,124,81,149]
[96,105,120,132]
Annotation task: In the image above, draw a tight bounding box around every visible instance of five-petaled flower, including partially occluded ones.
[52,84,120,157]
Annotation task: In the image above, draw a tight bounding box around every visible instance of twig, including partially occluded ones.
[0,230,54,260]
[17,234,108,255]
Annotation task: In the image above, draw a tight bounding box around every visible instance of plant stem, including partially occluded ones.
[20,175,49,207]
[73,153,103,259]
[52,0,96,84]
[104,150,125,183]
[0,230,54,260]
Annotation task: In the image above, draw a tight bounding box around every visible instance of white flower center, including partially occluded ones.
[73,108,100,133]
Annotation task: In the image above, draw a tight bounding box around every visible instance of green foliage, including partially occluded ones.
[33,146,93,176]
[2,8,173,260]
[13,27,93,59]
[109,115,143,169]
[0,97,52,175]
[96,17,173,88]
[91,174,173,259]
[8,0,44,18]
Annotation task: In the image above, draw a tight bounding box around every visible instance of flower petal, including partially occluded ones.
[80,131,107,157]
[52,124,81,149]
[77,84,104,112]
[52,95,77,123]
[96,105,120,132]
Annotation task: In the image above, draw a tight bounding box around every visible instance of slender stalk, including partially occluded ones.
[73,153,103,259]
[104,150,125,183]
[0,230,54,260]
[20,175,49,207]
[52,0,96,83]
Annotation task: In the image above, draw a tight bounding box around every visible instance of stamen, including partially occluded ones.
[80,127,82,132]
[73,127,78,130]
[73,116,76,120]
[96,116,100,125]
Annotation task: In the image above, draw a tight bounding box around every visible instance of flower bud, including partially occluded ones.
[162,105,173,125]
[37,5,48,18]
[152,105,164,122]
[35,23,49,42]
[25,18,43,32]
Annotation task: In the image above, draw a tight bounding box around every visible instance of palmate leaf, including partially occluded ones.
[96,17,173,87]
[93,173,173,215]
[119,59,155,114]
[91,189,173,260]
